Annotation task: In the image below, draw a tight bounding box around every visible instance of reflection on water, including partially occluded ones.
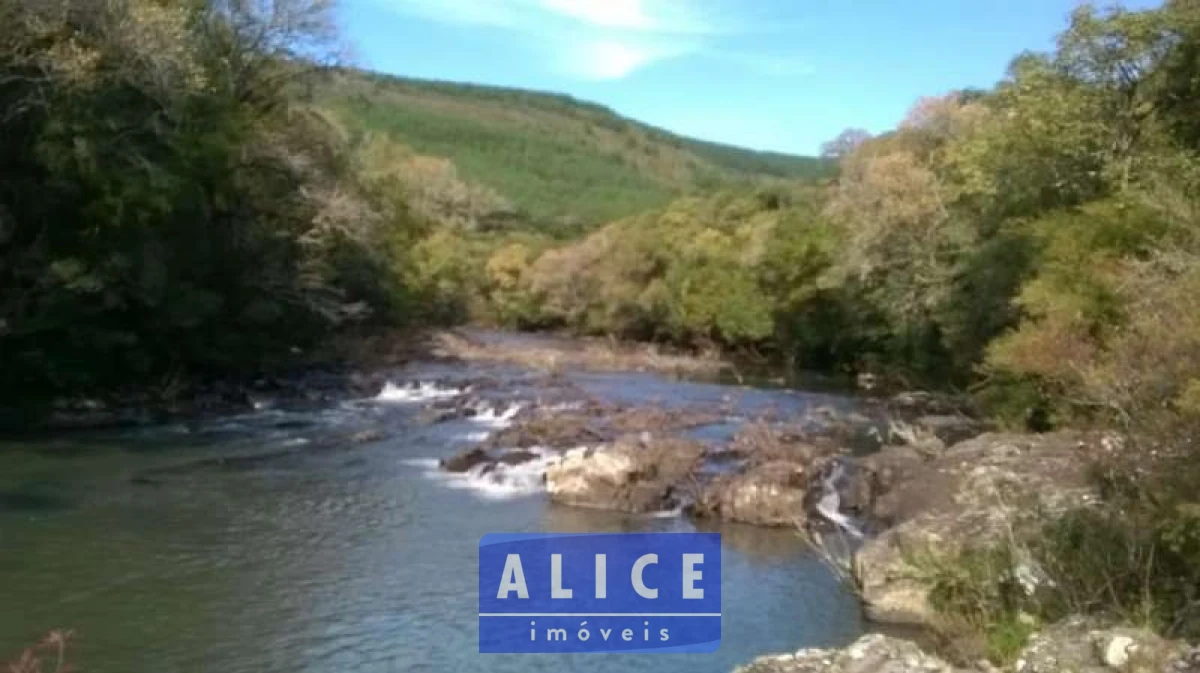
[693,519,814,565]
[0,361,865,673]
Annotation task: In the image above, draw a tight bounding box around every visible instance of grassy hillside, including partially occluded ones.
[312,68,833,228]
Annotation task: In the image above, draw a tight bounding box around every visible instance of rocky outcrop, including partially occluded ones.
[484,412,604,450]
[910,415,987,448]
[727,421,830,466]
[484,402,723,451]
[733,634,964,673]
[1015,617,1192,673]
[852,433,1098,627]
[543,437,704,513]
[695,460,812,527]
[730,621,1197,673]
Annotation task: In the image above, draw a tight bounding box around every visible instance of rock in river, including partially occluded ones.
[544,436,704,513]
[440,446,545,474]
[695,460,811,527]
[440,447,492,473]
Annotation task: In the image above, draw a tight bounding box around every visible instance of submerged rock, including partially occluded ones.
[544,437,704,513]
[440,445,553,484]
[495,450,540,466]
[734,633,964,673]
[440,447,492,473]
[349,429,386,444]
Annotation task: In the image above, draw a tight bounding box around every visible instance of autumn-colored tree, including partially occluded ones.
[820,128,872,160]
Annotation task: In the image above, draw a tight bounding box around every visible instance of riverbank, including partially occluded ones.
[0,328,752,434]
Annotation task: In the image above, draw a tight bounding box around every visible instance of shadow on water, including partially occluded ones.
[0,480,73,513]
[692,519,813,564]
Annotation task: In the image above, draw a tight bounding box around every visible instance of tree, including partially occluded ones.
[820,128,872,160]
[0,0,412,400]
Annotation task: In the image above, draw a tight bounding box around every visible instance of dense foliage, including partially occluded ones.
[831,1,1200,655]
[0,0,423,400]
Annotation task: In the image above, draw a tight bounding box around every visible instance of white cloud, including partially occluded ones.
[370,0,808,80]
[565,40,686,80]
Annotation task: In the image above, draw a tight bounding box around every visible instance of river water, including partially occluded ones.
[0,360,867,672]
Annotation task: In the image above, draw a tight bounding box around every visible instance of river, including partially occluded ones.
[0,358,868,672]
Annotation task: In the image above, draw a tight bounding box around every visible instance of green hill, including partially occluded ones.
[312,68,833,229]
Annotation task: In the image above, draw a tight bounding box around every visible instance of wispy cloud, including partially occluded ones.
[378,0,528,28]
[371,0,811,81]
[562,39,697,80]
[542,0,654,31]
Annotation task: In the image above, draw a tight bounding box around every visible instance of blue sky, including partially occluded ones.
[339,0,1160,155]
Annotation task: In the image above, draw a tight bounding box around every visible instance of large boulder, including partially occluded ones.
[853,433,1098,627]
[841,445,925,525]
[695,460,811,527]
[544,436,704,513]
[734,634,964,673]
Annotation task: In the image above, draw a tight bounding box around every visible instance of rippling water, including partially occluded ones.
[0,361,866,672]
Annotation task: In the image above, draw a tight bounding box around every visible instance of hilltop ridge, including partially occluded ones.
[312,67,833,229]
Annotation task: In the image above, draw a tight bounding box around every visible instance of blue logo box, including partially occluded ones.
[479,532,721,653]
